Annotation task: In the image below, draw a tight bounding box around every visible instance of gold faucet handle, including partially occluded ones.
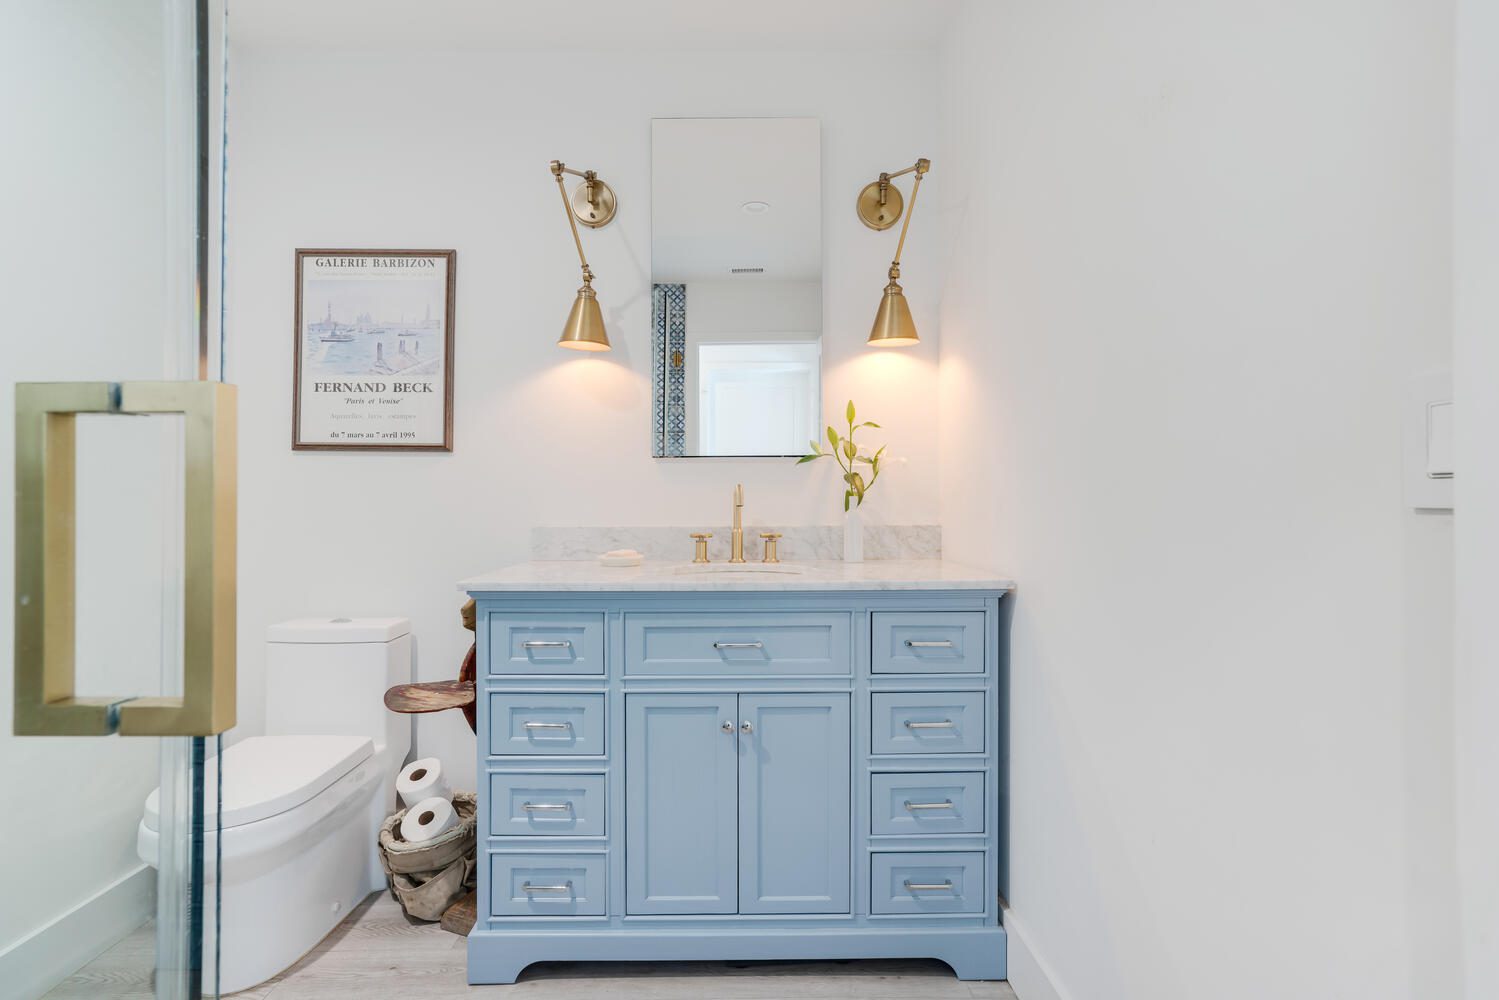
[690,532,713,564]
[758,532,782,564]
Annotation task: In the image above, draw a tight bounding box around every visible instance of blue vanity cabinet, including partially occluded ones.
[467,586,1009,986]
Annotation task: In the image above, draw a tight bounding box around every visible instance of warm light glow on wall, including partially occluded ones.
[525,353,641,414]
[838,344,933,391]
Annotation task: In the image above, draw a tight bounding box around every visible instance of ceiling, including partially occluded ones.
[652,117,821,283]
[231,0,959,51]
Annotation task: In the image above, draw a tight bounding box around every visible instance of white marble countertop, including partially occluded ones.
[459,559,1015,593]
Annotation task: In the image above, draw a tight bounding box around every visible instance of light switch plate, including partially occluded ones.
[1426,400,1454,478]
[1405,370,1454,510]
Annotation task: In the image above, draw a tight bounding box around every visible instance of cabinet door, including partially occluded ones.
[738,693,851,914]
[625,693,739,914]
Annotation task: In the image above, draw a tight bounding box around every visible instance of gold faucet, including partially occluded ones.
[730,483,746,563]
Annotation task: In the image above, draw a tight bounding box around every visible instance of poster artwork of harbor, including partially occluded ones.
[297,253,451,448]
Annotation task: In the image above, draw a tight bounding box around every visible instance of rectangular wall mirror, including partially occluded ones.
[651,117,822,458]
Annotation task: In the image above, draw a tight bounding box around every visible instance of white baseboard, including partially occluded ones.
[1004,907,1070,1000]
[0,864,155,1000]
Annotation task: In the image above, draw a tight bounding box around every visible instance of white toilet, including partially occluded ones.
[137,617,412,994]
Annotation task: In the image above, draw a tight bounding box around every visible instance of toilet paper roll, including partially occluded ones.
[400,796,459,844]
[396,757,451,809]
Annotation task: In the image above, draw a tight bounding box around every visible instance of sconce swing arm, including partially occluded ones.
[871,157,930,282]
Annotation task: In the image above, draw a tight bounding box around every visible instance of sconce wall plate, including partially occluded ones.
[856,179,904,231]
[569,177,618,229]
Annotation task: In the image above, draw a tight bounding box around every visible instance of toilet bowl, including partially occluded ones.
[137,617,412,994]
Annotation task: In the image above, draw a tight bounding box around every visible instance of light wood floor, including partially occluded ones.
[46,892,1017,999]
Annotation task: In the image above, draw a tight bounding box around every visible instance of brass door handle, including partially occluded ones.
[13,382,237,737]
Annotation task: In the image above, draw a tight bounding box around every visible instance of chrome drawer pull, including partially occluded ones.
[906,639,955,648]
[904,799,955,811]
[904,719,955,729]
[904,879,955,892]
[522,640,572,649]
[520,881,573,894]
[521,802,573,812]
[713,641,764,650]
[522,720,572,731]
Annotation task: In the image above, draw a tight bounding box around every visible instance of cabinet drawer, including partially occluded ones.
[870,852,985,915]
[871,612,986,674]
[870,772,985,835]
[489,773,605,837]
[624,613,851,676]
[871,692,985,754]
[488,693,605,756]
[488,613,604,675]
[489,853,606,916]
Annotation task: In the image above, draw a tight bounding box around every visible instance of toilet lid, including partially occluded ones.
[143,735,373,832]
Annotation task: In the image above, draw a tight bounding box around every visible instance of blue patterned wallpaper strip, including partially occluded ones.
[665,284,686,456]
[651,284,667,456]
[652,283,688,457]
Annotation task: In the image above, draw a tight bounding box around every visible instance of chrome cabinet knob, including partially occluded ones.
[740,720,753,734]
[721,720,734,733]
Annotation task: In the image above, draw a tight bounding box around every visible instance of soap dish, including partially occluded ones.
[599,549,643,568]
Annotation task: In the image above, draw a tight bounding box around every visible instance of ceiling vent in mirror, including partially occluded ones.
[730,267,765,274]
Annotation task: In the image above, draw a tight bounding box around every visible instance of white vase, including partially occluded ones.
[843,504,864,563]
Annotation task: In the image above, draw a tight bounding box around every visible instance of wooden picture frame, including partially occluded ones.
[292,248,456,451]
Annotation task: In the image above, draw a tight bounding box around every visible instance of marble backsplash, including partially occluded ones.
[530,525,942,563]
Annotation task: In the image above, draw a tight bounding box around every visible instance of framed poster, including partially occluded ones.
[293,248,456,451]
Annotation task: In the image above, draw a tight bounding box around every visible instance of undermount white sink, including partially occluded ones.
[671,563,807,576]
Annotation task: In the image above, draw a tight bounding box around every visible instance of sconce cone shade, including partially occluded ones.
[558,282,611,351]
[867,278,920,346]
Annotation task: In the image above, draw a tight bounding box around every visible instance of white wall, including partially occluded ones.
[937,2,1457,998]
[1453,0,1499,996]
[226,47,940,787]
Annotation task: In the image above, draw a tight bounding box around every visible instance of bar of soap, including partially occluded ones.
[599,549,643,567]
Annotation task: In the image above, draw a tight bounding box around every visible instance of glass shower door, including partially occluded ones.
[1,1,231,998]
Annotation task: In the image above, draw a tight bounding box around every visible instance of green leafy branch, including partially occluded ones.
[797,399,887,512]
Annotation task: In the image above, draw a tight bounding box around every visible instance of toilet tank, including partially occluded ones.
[265,618,412,763]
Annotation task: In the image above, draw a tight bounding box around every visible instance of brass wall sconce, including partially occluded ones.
[550,159,619,351]
[857,157,930,347]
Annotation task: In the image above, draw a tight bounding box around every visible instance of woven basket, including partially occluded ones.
[378,792,477,921]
